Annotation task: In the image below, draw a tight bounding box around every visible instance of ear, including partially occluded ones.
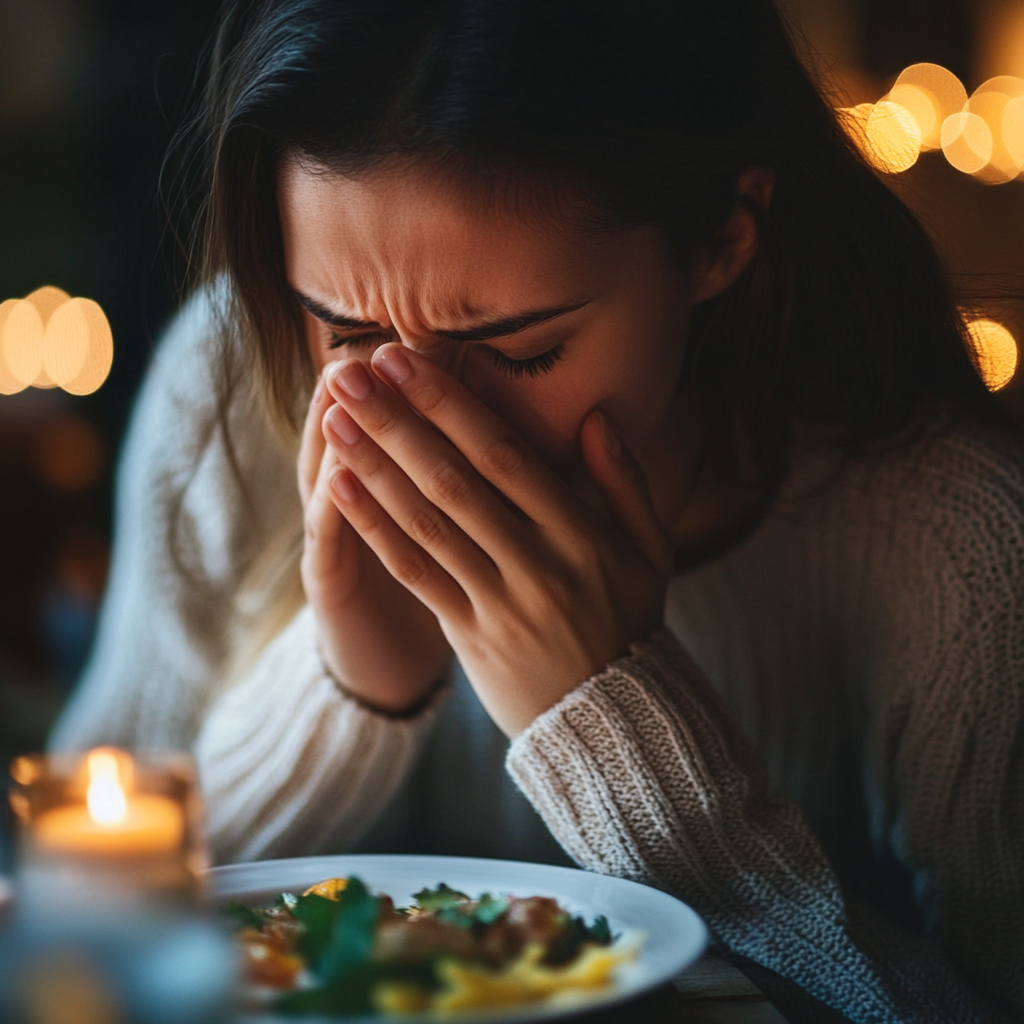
[690,166,775,304]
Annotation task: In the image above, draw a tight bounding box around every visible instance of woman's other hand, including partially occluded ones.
[322,345,674,736]
[298,368,451,714]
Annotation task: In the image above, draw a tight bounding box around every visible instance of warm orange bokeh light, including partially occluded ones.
[34,416,107,492]
[886,84,939,149]
[841,101,921,173]
[0,288,113,395]
[941,111,994,174]
[2,299,45,387]
[46,298,114,395]
[965,77,1024,183]
[0,299,27,395]
[891,64,967,149]
[966,318,1018,391]
[1003,95,1024,172]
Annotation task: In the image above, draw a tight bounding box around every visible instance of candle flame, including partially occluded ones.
[86,749,128,825]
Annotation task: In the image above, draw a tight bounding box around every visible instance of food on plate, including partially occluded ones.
[221,876,640,1015]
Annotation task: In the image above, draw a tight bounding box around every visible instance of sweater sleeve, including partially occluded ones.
[49,289,298,751]
[48,291,442,863]
[195,604,442,863]
[507,628,1019,1024]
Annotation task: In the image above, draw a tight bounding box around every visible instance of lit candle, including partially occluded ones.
[33,749,184,858]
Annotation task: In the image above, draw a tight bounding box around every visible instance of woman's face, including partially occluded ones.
[278,156,694,477]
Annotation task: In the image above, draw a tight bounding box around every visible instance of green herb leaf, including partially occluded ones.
[472,893,509,926]
[317,877,380,983]
[411,882,470,913]
[293,893,343,966]
[583,915,612,945]
[219,901,265,930]
[274,960,439,1016]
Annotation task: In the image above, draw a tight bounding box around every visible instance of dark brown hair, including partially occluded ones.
[175,0,1002,478]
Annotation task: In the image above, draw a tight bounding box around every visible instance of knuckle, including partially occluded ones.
[304,511,322,547]
[480,435,527,479]
[563,527,603,572]
[425,461,473,507]
[409,504,450,547]
[367,402,401,438]
[414,379,449,415]
[394,553,430,588]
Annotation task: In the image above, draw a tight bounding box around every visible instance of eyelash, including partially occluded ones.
[328,331,387,350]
[328,331,564,380]
[489,345,563,379]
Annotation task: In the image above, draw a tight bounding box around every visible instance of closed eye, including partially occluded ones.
[328,330,563,379]
[489,345,563,379]
[328,330,390,350]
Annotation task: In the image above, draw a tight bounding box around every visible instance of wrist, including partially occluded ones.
[317,643,448,718]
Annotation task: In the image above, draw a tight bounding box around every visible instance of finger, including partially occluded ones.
[325,358,531,561]
[580,410,674,576]
[302,444,352,583]
[368,344,582,529]
[322,400,502,598]
[325,446,473,620]
[298,365,337,508]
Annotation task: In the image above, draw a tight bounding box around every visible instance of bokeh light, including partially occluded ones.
[941,112,993,174]
[1003,95,1024,172]
[891,64,967,149]
[0,288,113,395]
[966,318,1018,391]
[0,299,27,395]
[886,84,939,149]
[2,300,45,387]
[33,417,107,492]
[965,77,1024,183]
[841,101,921,173]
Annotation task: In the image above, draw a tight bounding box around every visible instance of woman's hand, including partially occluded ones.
[298,370,452,714]
[321,344,673,736]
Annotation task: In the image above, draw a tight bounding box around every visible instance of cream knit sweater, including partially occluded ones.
[52,295,1024,1023]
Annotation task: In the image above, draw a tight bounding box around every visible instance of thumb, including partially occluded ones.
[580,410,673,576]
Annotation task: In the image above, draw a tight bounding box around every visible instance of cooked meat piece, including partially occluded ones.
[375,916,484,965]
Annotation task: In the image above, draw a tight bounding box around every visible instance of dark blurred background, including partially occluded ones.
[1,0,1024,871]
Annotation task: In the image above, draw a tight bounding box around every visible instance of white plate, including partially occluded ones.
[210,853,707,1022]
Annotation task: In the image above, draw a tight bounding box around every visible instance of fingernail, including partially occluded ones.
[373,345,413,385]
[324,405,362,446]
[331,469,357,503]
[599,411,622,457]
[333,360,373,401]
[312,374,325,405]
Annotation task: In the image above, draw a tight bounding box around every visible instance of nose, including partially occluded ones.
[397,335,468,378]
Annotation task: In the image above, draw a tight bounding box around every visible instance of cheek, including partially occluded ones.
[601,347,684,451]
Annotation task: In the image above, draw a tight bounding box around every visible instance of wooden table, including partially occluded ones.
[580,955,790,1024]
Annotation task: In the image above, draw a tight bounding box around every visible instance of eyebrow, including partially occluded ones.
[293,291,592,342]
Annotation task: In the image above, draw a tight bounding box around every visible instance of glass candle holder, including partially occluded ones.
[8,747,208,914]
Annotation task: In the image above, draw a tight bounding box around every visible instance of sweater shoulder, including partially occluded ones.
[869,424,1024,583]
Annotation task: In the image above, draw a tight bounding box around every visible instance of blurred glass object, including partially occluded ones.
[2,749,231,1024]
[0,914,235,1024]
[9,749,207,905]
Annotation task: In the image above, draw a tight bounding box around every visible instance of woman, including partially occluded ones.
[53,0,1023,1020]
